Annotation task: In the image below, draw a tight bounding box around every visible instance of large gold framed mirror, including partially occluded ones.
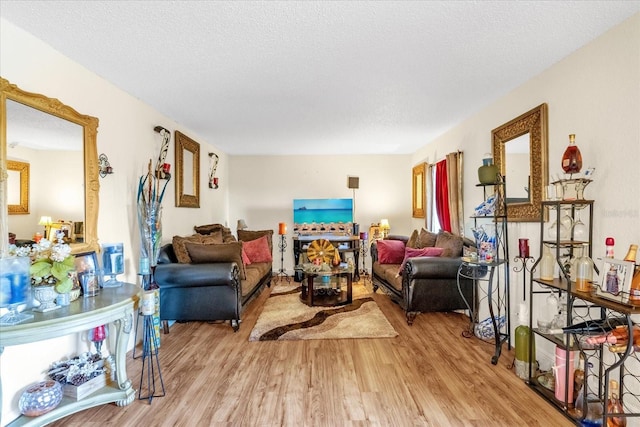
[0,77,100,255]
[175,130,200,208]
[492,103,548,222]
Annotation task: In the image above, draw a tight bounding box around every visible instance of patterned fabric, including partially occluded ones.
[418,228,438,248]
[172,232,224,263]
[435,231,464,257]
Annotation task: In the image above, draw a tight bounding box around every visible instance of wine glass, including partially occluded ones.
[102,243,124,287]
[559,209,573,240]
[0,257,34,326]
[572,208,588,242]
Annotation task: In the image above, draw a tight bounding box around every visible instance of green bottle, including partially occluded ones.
[514,303,535,380]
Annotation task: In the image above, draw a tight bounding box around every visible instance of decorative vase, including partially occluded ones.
[33,285,59,312]
[478,155,499,184]
[19,380,63,417]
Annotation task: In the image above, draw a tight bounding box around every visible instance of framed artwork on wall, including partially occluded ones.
[412,163,426,218]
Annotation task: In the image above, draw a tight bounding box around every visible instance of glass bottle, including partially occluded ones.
[540,244,555,281]
[606,237,615,258]
[575,243,594,292]
[623,244,637,263]
[562,133,583,175]
[628,265,640,305]
[606,380,626,427]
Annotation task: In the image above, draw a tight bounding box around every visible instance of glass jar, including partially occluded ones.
[540,244,555,281]
[575,243,594,292]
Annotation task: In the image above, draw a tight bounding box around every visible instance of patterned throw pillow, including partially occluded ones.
[398,246,444,275]
[376,239,406,264]
[435,231,464,257]
[172,235,204,263]
[418,228,438,248]
[242,235,273,263]
[406,229,419,249]
[184,241,246,279]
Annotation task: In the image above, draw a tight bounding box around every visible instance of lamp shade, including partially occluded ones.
[380,219,390,229]
[237,219,248,230]
[278,223,287,235]
[38,216,52,226]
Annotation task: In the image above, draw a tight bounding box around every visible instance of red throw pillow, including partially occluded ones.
[241,246,252,265]
[398,247,444,275]
[242,235,273,263]
[377,240,406,264]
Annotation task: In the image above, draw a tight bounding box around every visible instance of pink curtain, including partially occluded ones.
[435,160,451,232]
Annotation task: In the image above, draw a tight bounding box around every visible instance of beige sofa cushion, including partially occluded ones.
[172,232,223,263]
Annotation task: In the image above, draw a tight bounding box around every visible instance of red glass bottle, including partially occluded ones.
[562,134,582,174]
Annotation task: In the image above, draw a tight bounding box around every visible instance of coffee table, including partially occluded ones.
[298,265,353,307]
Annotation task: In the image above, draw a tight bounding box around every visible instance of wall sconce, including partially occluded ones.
[98,153,113,178]
[209,152,219,189]
[154,125,171,180]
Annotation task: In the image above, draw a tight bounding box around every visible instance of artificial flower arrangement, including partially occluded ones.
[9,232,76,293]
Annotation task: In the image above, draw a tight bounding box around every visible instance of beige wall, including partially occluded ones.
[229,154,412,272]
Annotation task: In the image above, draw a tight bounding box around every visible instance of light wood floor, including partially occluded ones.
[51,280,573,426]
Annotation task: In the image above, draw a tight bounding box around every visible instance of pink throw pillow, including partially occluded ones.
[242,235,273,263]
[241,246,252,265]
[377,240,406,264]
[398,247,444,275]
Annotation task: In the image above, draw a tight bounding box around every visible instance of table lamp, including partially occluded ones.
[380,219,390,238]
[38,216,52,238]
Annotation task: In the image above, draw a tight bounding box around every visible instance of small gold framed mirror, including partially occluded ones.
[7,160,29,214]
[412,163,426,218]
[175,131,200,208]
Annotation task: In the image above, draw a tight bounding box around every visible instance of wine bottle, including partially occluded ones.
[606,380,626,427]
[547,317,628,335]
[628,266,640,305]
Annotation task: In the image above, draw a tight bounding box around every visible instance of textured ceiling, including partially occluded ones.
[1,1,638,155]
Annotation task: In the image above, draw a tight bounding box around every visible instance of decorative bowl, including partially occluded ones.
[19,380,63,417]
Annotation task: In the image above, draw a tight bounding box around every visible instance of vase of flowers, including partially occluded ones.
[9,232,76,310]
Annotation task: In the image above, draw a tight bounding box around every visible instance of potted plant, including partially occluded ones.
[10,232,76,309]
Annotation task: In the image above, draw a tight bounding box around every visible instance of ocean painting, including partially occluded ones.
[293,198,353,224]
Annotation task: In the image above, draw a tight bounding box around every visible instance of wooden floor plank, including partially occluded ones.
[47,281,573,426]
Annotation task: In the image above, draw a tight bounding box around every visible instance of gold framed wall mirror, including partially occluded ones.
[0,77,100,255]
[492,103,548,222]
[7,160,29,214]
[175,130,200,208]
[412,163,426,218]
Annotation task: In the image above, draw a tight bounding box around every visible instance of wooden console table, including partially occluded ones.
[293,235,361,282]
[0,284,139,426]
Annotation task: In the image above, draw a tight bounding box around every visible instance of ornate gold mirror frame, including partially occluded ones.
[0,77,100,255]
[412,163,426,218]
[7,160,29,214]
[492,103,548,222]
[175,130,200,208]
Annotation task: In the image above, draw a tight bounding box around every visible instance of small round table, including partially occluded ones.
[299,268,353,307]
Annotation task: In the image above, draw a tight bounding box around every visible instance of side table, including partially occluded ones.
[457,260,510,365]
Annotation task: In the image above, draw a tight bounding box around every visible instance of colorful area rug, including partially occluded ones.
[249,281,398,341]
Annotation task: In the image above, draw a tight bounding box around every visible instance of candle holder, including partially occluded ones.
[513,256,535,301]
[359,237,371,284]
[275,233,291,283]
